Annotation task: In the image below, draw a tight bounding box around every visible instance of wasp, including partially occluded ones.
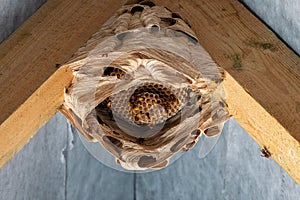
[261,146,271,158]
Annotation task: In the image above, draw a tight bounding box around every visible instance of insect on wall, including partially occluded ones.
[60,0,230,171]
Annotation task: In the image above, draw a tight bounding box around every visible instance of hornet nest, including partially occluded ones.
[61,0,230,170]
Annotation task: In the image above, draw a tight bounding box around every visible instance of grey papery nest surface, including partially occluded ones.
[61,0,230,170]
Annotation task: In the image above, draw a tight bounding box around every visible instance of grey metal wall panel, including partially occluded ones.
[66,125,134,200]
[0,114,67,200]
[0,0,46,43]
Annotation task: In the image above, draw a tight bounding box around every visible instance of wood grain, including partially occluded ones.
[0,0,123,168]
[0,66,72,168]
[152,0,300,184]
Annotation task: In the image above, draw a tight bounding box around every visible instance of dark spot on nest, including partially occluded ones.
[170,137,187,152]
[161,17,177,26]
[204,126,220,137]
[138,138,145,144]
[96,115,104,124]
[164,6,172,12]
[116,32,127,40]
[219,101,227,108]
[138,155,156,167]
[186,141,196,149]
[191,129,201,138]
[140,1,155,7]
[96,98,114,122]
[103,66,116,76]
[145,112,150,119]
[174,30,198,44]
[103,136,123,154]
[150,24,159,32]
[130,6,144,14]
[197,94,202,101]
[186,21,192,28]
[112,131,119,135]
[172,13,182,19]
[103,66,125,78]
[106,136,122,148]
[185,77,193,84]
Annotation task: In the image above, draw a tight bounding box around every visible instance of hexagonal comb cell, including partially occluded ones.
[98,82,188,128]
[103,66,126,79]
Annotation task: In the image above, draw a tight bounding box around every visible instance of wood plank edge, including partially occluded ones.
[0,66,73,168]
[224,72,300,185]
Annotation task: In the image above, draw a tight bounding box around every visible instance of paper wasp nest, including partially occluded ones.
[61,1,230,170]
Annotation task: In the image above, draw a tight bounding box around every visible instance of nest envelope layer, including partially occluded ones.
[61,0,230,170]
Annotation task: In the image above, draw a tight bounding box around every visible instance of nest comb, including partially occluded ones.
[61,0,230,170]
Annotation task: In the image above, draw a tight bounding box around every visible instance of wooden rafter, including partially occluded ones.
[0,0,123,166]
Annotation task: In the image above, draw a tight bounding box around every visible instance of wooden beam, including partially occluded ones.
[0,0,123,167]
[0,66,72,167]
[152,0,300,184]
[0,0,299,185]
